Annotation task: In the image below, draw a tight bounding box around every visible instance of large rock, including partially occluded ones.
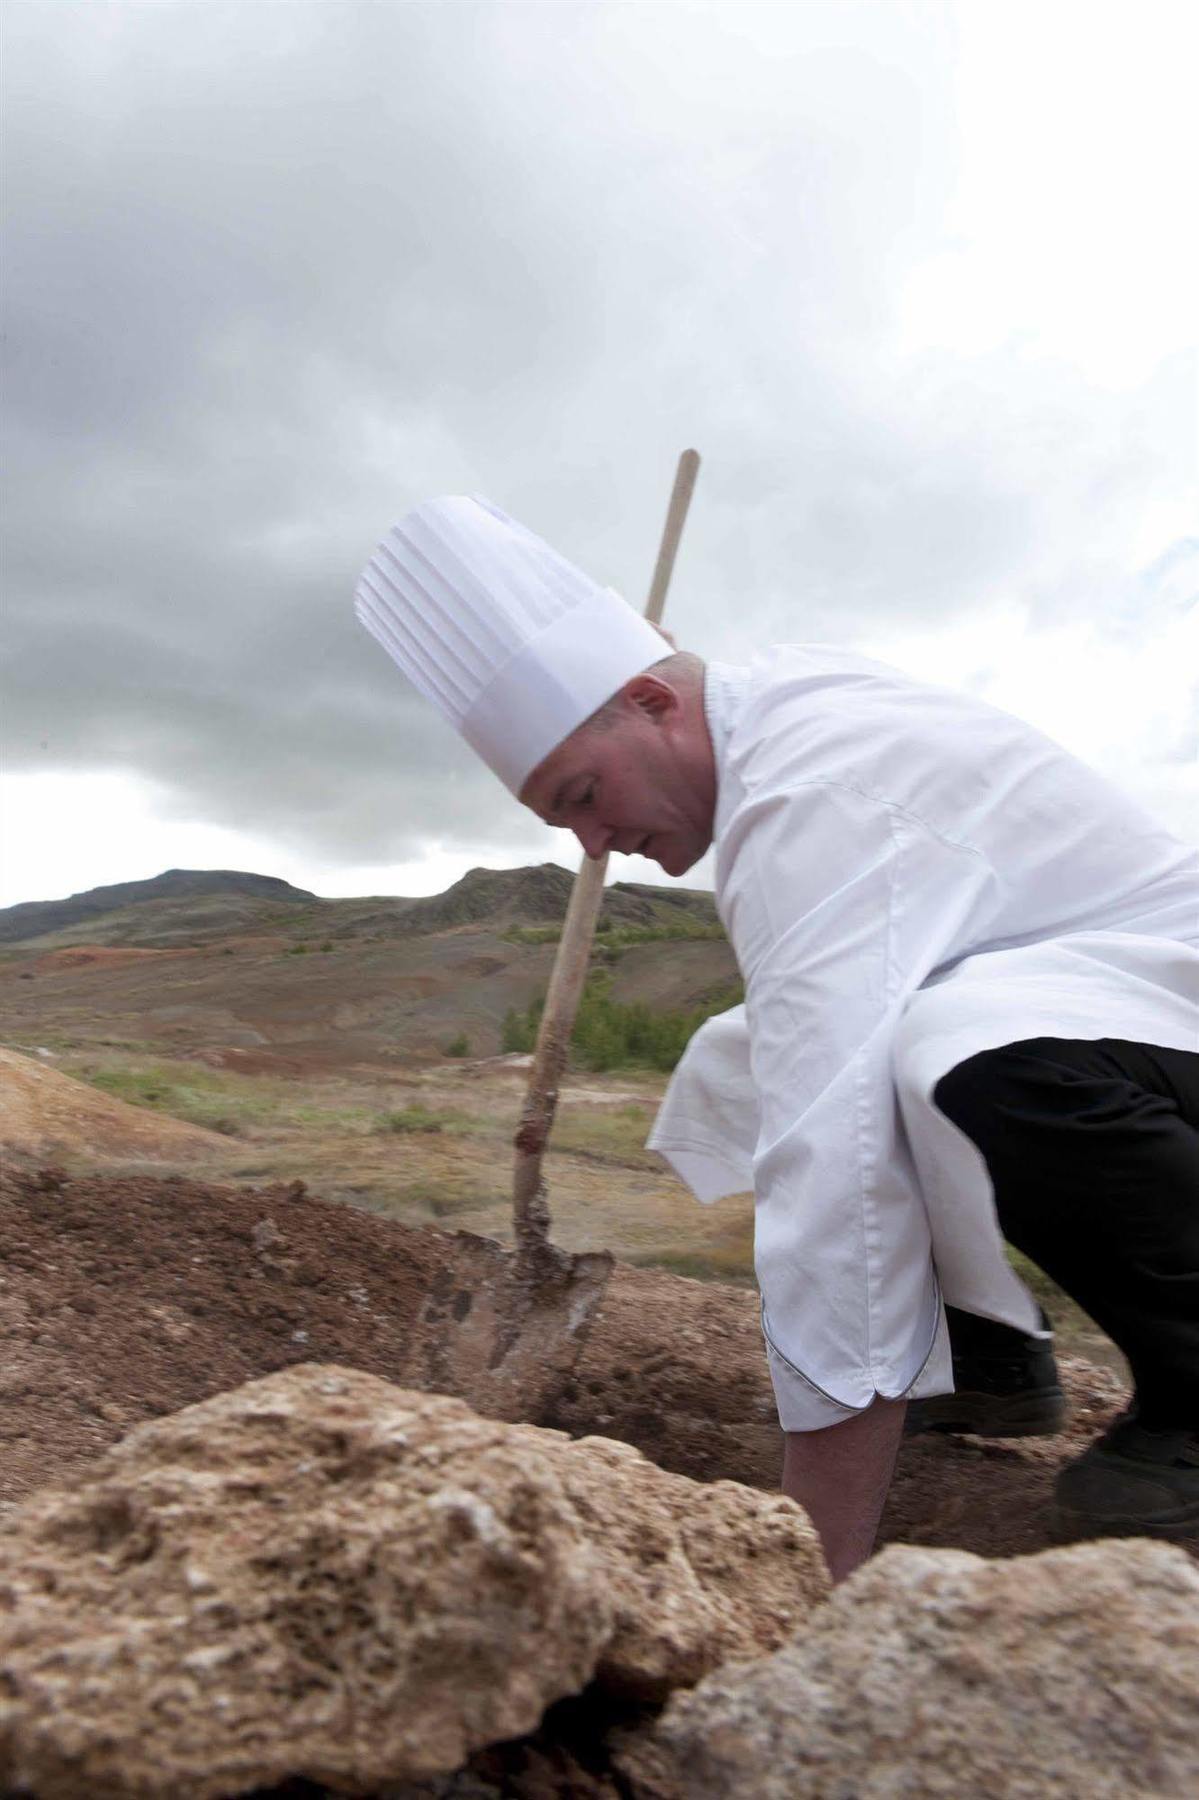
[617,1538,1199,1798]
[545,1432,825,1697]
[0,1364,826,1799]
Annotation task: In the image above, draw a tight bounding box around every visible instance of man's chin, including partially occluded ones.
[653,840,702,878]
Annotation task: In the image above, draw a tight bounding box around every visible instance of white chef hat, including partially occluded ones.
[354,495,667,795]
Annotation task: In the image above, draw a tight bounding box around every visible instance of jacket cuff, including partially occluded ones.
[646,1133,753,1204]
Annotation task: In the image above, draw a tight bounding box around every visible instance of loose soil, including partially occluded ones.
[0,1164,1166,1570]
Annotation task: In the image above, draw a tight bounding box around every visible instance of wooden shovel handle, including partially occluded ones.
[512,450,702,1257]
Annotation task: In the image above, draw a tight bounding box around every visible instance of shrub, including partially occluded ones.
[376,1106,444,1135]
[501,974,742,1072]
[503,919,725,951]
[444,1032,471,1058]
[502,997,544,1054]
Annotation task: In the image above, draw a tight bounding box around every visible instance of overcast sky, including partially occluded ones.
[2,0,1196,910]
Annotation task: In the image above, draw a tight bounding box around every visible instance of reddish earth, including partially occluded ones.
[31,946,203,972]
[1,1164,1175,1572]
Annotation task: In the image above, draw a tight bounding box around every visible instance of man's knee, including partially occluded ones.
[931,1039,1061,1148]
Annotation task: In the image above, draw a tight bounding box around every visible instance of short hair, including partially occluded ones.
[581,650,702,732]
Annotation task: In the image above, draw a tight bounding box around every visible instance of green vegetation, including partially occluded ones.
[504,919,724,951]
[443,1032,471,1058]
[501,1004,535,1053]
[77,1060,384,1140]
[373,1102,482,1137]
[598,920,725,948]
[84,1065,258,1136]
[628,1247,756,1284]
[375,1104,447,1135]
[623,1206,756,1283]
[550,1102,657,1166]
[358,1177,496,1223]
[501,971,744,1073]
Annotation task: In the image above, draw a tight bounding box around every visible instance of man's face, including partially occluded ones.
[519,675,715,877]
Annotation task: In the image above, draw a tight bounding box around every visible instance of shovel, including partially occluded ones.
[443,451,701,1403]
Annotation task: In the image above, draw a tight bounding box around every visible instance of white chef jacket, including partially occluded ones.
[648,648,1199,1432]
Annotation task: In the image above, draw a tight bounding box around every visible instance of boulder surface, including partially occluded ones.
[616,1538,1199,1799]
[0,1363,827,1799]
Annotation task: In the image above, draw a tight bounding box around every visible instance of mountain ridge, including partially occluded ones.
[0,864,719,950]
[0,870,318,946]
[0,864,733,1068]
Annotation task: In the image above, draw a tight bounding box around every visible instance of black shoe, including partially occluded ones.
[905,1307,1066,1439]
[1055,1411,1199,1541]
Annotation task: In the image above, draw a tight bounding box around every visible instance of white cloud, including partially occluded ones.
[0,765,712,909]
[2,1,1195,907]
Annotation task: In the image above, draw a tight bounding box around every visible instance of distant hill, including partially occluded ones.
[0,865,720,950]
[0,863,733,1067]
[387,866,717,938]
[0,870,317,946]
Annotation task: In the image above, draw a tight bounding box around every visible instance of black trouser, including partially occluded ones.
[933,1037,1199,1431]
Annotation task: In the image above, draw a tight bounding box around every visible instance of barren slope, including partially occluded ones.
[0,865,736,1065]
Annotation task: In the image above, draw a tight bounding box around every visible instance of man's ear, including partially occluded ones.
[624,671,678,720]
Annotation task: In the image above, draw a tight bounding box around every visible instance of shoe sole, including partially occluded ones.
[1053,1501,1199,1542]
[905,1386,1067,1439]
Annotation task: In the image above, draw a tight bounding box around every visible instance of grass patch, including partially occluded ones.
[627,1246,756,1284]
[355,1177,498,1223]
[373,1103,478,1136]
[550,1103,656,1166]
[375,1105,444,1135]
[75,1058,383,1140]
[289,1102,379,1130]
[83,1064,271,1135]
[422,1185,496,1220]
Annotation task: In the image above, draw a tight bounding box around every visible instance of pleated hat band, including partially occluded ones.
[354,495,667,794]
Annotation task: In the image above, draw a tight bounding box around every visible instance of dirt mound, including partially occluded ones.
[0,1047,229,1166]
[0,1164,1162,1576]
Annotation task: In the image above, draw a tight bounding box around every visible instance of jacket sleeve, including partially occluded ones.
[719,775,1001,1429]
[647,1004,758,1203]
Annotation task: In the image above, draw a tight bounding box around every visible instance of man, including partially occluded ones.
[356,494,1199,1581]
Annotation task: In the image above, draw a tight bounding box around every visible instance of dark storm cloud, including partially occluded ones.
[2,1,1190,875]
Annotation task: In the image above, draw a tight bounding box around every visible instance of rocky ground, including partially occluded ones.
[4,874,1193,1795]
[2,1357,1195,1800]
[0,1164,1144,1557]
[3,1164,1197,1799]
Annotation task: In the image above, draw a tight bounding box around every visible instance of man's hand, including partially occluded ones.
[782,1395,907,1583]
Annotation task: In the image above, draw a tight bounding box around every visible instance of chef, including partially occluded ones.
[355,494,1199,1580]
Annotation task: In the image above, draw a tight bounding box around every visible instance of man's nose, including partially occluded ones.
[575,819,612,860]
